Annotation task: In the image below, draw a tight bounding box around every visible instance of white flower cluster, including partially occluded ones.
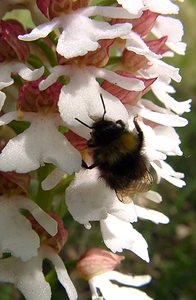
[0,0,190,299]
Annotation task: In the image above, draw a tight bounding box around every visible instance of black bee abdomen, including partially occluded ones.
[97,151,148,190]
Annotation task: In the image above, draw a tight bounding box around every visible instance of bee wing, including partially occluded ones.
[133,170,153,193]
[116,189,133,204]
[116,171,153,204]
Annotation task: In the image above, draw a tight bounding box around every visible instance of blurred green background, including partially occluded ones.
[1,1,195,300]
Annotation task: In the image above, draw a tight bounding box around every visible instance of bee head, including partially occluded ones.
[91,119,126,145]
[75,94,127,146]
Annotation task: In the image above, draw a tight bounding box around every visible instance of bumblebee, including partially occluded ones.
[75,94,153,204]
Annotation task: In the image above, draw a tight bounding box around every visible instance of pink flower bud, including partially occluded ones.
[145,36,168,55]
[17,77,63,113]
[36,0,50,18]
[112,10,158,38]
[36,0,89,19]
[76,248,124,280]
[80,39,114,67]
[122,49,149,72]
[28,212,68,252]
[0,20,30,62]
[131,10,159,38]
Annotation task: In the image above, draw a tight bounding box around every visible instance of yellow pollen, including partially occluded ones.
[17,110,24,120]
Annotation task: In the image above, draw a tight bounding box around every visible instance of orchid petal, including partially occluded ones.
[100,214,149,262]
[126,31,160,60]
[58,67,128,138]
[144,0,179,14]
[105,271,151,287]
[128,103,188,127]
[66,169,137,226]
[116,0,144,16]
[18,17,61,41]
[0,116,81,173]
[135,205,169,224]
[152,16,186,55]
[151,161,185,187]
[0,196,40,261]
[141,190,162,203]
[15,64,44,81]
[58,14,131,58]
[0,254,51,300]
[44,247,77,300]
[41,168,64,191]
[0,91,6,110]
[92,67,144,91]
[91,275,153,299]
[151,81,191,114]
[19,198,57,236]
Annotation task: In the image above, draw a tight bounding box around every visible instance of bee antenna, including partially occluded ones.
[100,93,106,120]
[75,118,92,129]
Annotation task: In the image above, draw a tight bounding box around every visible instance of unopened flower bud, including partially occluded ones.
[0,20,30,62]
[131,10,159,38]
[17,77,63,114]
[78,39,114,67]
[122,48,149,72]
[76,248,124,280]
[36,0,89,19]
[145,36,168,55]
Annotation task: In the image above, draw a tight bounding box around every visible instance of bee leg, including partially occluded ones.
[87,141,96,148]
[116,120,125,129]
[82,160,96,169]
[133,115,143,148]
[133,115,141,132]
